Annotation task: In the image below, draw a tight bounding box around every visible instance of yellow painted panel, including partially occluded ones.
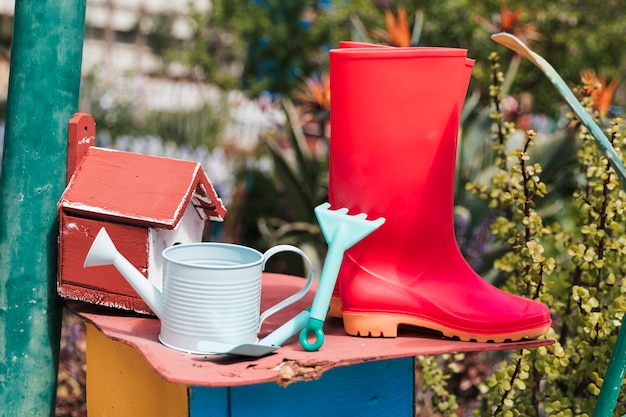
[86,323,189,417]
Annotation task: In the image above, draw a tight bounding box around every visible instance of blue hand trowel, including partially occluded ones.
[196,309,311,357]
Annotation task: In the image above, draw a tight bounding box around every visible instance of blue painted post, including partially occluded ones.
[0,1,86,415]
[189,358,415,417]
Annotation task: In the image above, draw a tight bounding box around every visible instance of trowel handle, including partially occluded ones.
[259,308,311,347]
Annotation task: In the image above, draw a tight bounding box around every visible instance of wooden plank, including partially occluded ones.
[227,358,414,417]
[70,273,554,388]
[59,216,149,292]
[86,323,189,417]
[189,387,230,417]
[58,215,154,312]
[86,316,413,417]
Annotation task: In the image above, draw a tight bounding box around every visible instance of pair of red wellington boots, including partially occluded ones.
[327,42,551,343]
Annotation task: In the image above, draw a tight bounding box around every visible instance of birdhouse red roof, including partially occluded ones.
[59,147,226,228]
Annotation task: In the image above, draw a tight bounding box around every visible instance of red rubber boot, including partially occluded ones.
[328,46,551,342]
[327,40,394,319]
[327,42,478,319]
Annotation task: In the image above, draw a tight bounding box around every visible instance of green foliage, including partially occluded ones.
[417,355,461,417]
[456,52,577,283]
[264,99,325,225]
[182,0,386,97]
[0,14,11,57]
[465,53,626,416]
[401,0,626,114]
[185,1,327,95]
[216,98,329,277]
[180,1,248,90]
[258,99,329,273]
[223,160,284,250]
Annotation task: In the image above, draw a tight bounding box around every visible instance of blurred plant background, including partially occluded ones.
[1,0,626,415]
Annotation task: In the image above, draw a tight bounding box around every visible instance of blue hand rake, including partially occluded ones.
[299,202,385,351]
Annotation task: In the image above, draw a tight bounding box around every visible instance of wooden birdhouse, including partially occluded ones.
[57,113,227,314]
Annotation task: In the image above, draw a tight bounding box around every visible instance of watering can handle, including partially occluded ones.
[257,245,315,332]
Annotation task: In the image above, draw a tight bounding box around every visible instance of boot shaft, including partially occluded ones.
[329,48,474,252]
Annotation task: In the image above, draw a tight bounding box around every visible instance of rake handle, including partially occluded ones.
[299,245,346,351]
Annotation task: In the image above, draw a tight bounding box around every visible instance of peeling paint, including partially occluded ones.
[276,360,335,387]
[60,288,153,316]
[78,135,94,145]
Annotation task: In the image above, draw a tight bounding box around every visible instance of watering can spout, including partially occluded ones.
[84,228,164,317]
[83,227,120,267]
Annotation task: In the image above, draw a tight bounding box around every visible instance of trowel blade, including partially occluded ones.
[196,340,279,357]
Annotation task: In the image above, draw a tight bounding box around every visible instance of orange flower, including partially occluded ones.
[499,3,521,33]
[475,2,541,46]
[372,7,411,47]
[581,70,620,115]
[296,72,331,114]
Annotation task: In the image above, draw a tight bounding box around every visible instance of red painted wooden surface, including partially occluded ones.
[58,216,153,313]
[61,146,225,228]
[71,273,554,388]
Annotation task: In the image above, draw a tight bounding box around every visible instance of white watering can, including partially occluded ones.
[84,227,314,355]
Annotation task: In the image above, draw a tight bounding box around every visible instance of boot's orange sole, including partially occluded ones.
[342,311,550,343]
[328,296,343,318]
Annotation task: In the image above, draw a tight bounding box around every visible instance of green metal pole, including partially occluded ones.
[593,323,626,417]
[0,1,86,416]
